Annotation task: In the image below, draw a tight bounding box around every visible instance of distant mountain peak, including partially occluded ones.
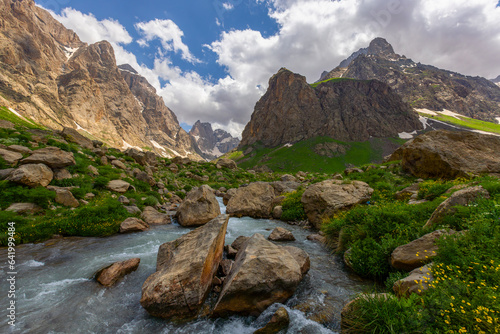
[118,64,138,74]
[367,37,397,58]
[492,75,500,83]
[189,121,240,160]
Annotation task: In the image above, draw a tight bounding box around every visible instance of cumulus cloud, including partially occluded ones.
[135,19,199,63]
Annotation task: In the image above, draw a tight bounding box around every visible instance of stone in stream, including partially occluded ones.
[175,185,221,227]
[226,182,276,218]
[212,233,306,317]
[141,206,171,225]
[140,215,229,319]
[254,307,290,334]
[95,258,141,287]
[268,227,295,241]
[119,218,149,233]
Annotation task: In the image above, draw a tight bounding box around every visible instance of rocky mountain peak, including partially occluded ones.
[492,75,500,84]
[367,37,397,58]
[118,64,138,74]
[189,121,240,161]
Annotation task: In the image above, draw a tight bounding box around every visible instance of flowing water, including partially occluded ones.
[1,198,371,333]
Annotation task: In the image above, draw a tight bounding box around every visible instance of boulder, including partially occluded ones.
[136,171,155,186]
[391,230,452,271]
[219,259,234,277]
[280,174,297,182]
[87,165,99,176]
[283,246,311,276]
[270,181,301,196]
[20,147,75,168]
[7,163,53,187]
[61,127,94,149]
[53,168,73,180]
[301,180,373,229]
[272,206,283,219]
[254,307,290,334]
[6,203,42,214]
[0,168,14,180]
[111,159,127,170]
[306,234,326,244]
[393,264,434,297]
[268,227,296,241]
[223,188,238,206]
[141,215,229,319]
[216,158,237,170]
[124,205,142,215]
[395,183,420,201]
[172,156,192,166]
[226,182,276,218]
[141,206,171,225]
[225,245,238,258]
[212,233,304,317]
[175,185,221,227]
[54,189,80,208]
[107,180,130,193]
[231,236,249,251]
[6,146,30,154]
[119,218,149,233]
[95,258,141,287]
[0,148,23,166]
[424,186,490,228]
[388,130,500,179]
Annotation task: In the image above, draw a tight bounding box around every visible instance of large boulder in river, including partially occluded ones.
[301,180,373,229]
[424,186,490,229]
[20,147,75,169]
[119,218,149,233]
[175,185,221,226]
[141,206,171,225]
[141,215,229,319]
[95,258,141,287]
[212,233,305,317]
[7,163,53,187]
[226,182,276,218]
[388,130,500,179]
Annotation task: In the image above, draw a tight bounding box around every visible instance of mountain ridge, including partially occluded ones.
[189,120,240,160]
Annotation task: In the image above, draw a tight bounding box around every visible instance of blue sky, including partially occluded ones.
[36,0,500,137]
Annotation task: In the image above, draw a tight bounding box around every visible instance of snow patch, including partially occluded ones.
[192,135,200,142]
[398,131,417,139]
[122,140,142,151]
[415,108,438,116]
[150,140,166,151]
[440,109,464,119]
[283,143,293,148]
[220,137,232,144]
[8,107,30,122]
[419,116,429,130]
[496,117,500,124]
[64,46,79,60]
[472,130,500,137]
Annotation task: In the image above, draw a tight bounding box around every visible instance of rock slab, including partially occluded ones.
[175,185,221,226]
[95,258,140,287]
[226,182,276,218]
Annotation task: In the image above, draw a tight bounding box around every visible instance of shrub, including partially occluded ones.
[93,176,110,190]
[418,180,452,200]
[0,181,56,209]
[280,190,306,221]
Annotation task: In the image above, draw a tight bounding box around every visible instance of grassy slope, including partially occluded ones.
[235,136,405,174]
[309,77,357,88]
[0,106,43,129]
[418,111,500,135]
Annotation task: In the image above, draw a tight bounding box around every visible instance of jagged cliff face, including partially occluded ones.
[189,120,240,160]
[320,38,500,122]
[240,68,422,148]
[0,0,201,159]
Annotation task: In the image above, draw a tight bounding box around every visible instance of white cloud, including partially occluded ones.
[135,19,199,63]
[222,3,235,10]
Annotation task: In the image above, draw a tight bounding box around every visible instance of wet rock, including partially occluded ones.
[268,227,295,241]
[6,203,42,214]
[391,230,453,271]
[225,245,238,258]
[107,180,130,193]
[216,158,237,169]
[393,264,434,297]
[7,163,53,187]
[283,246,310,276]
[231,236,249,251]
[219,259,234,277]
[254,307,290,334]
[223,188,237,206]
[272,206,283,219]
[424,186,490,228]
[141,215,229,319]
[226,182,276,218]
[175,185,221,227]
[119,217,149,233]
[95,258,141,287]
[306,234,326,244]
[301,180,373,229]
[213,233,304,317]
[21,147,75,168]
[0,148,23,166]
[141,206,171,225]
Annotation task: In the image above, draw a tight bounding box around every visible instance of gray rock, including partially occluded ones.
[0,148,23,166]
[7,163,53,187]
[119,218,149,233]
[6,203,42,214]
[107,180,130,193]
[21,147,75,168]
[268,227,295,241]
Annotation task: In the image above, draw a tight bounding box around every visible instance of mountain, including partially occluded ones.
[239,68,422,148]
[0,0,200,159]
[492,75,500,87]
[319,38,500,122]
[189,121,240,160]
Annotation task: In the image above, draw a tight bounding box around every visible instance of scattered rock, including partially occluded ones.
[391,230,453,271]
[270,181,301,195]
[54,189,80,208]
[223,188,238,206]
[8,145,31,154]
[61,127,94,149]
[220,259,234,276]
[95,258,141,287]
[306,234,326,244]
[118,195,130,205]
[7,163,53,187]
[21,147,75,168]
[0,168,14,180]
[280,174,297,182]
[254,307,290,334]
[100,156,108,165]
[393,264,434,297]
[53,168,73,180]
[344,167,364,175]
[107,180,130,193]
[226,182,276,218]
[124,205,142,215]
[87,165,99,176]
[395,183,420,200]
[424,186,490,228]
[85,193,96,199]
[216,158,237,169]
[175,185,221,227]
[301,180,373,229]
[0,148,23,166]
[111,160,127,170]
[389,130,500,179]
[141,206,171,225]
[141,215,229,319]
[272,206,283,219]
[119,218,149,233]
[268,227,295,241]
[136,171,155,186]
[213,233,304,317]
[6,203,42,214]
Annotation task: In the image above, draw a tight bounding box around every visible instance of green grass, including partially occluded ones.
[0,106,43,129]
[236,137,393,174]
[309,77,357,88]
[418,111,500,135]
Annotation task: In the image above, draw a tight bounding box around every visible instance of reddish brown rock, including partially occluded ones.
[95,258,140,287]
